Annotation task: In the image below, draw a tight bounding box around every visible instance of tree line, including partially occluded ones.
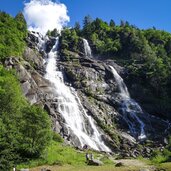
[0,12,52,170]
[60,15,171,119]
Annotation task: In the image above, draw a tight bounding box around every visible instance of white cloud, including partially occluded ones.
[23,0,70,35]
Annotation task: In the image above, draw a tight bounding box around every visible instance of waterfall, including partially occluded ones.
[83,38,92,57]
[109,66,130,97]
[31,31,47,51]
[81,38,146,140]
[109,66,146,140]
[45,38,110,152]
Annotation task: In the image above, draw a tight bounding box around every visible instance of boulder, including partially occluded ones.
[115,162,124,167]
[41,168,51,171]
[23,47,44,71]
[87,159,103,166]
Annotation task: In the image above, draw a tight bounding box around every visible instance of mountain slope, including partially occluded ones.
[0,12,171,170]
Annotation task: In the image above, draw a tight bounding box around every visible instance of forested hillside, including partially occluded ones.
[0,12,52,170]
[60,16,171,119]
[0,12,171,170]
[0,12,27,61]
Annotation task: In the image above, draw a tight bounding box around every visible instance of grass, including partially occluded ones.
[150,149,171,164]
[138,153,171,171]
[44,141,85,165]
[17,141,113,169]
[159,162,171,170]
[17,140,171,171]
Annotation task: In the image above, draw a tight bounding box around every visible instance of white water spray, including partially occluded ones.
[109,66,146,140]
[83,38,92,57]
[45,38,110,152]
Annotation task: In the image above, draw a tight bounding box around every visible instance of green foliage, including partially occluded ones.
[59,28,80,55]
[17,141,86,168]
[59,15,171,118]
[18,105,52,158]
[17,141,114,169]
[52,132,64,143]
[150,137,171,164]
[46,28,59,37]
[0,66,26,170]
[15,12,27,36]
[83,15,93,28]
[109,19,115,28]
[0,12,27,61]
[45,141,85,165]
[58,16,171,119]
[151,149,171,164]
[0,66,52,170]
[74,22,81,35]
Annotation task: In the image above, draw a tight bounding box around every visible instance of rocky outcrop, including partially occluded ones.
[23,47,45,74]
[5,57,48,104]
[5,32,170,157]
[58,45,171,155]
[87,159,103,166]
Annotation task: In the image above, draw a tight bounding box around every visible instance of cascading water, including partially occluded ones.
[45,38,110,152]
[83,38,92,57]
[109,66,146,140]
[31,31,47,51]
[81,38,146,140]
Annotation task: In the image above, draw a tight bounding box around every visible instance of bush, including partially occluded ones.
[52,132,64,143]
[18,105,52,158]
[0,12,27,61]
[0,66,52,170]
[151,149,171,164]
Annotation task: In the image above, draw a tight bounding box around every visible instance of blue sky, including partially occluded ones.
[0,0,171,32]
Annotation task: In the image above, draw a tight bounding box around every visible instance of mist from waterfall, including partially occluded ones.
[45,38,111,152]
[109,66,146,140]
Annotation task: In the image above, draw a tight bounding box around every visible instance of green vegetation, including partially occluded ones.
[17,141,85,168]
[17,140,113,169]
[59,17,171,167]
[151,149,171,164]
[0,66,52,171]
[60,16,171,119]
[43,141,85,166]
[59,27,84,61]
[0,12,27,61]
[150,136,171,164]
[158,162,171,170]
[46,28,59,37]
[0,10,171,170]
[0,11,54,171]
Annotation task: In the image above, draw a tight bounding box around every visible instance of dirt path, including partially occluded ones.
[114,159,148,167]
[113,159,157,170]
[29,159,157,171]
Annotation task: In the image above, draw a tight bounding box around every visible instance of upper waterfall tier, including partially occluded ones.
[83,38,92,57]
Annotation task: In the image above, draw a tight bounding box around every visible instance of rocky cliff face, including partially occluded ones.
[5,32,171,157]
